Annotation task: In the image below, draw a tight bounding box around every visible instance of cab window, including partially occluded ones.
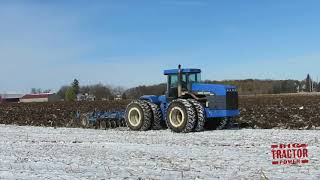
[167,73,201,97]
[169,75,178,88]
[189,73,201,83]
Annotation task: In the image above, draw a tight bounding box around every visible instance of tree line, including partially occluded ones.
[55,79,126,101]
[123,74,320,98]
[36,74,320,101]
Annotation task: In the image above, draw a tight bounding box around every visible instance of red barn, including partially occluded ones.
[20,93,59,103]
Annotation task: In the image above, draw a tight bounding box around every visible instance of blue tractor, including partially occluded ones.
[125,65,240,133]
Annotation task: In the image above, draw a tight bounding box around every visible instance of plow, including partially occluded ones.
[76,65,240,133]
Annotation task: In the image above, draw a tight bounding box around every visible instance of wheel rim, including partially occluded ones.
[169,107,185,128]
[128,107,141,126]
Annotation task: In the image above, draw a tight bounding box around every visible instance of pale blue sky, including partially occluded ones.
[1,0,320,93]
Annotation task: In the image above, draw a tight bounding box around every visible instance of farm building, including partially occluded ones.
[114,94,122,100]
[77,93,96,101]
[0,94,24,103]
[20,93,60,103]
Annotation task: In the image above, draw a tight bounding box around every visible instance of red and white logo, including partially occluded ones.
[271,144,309,165]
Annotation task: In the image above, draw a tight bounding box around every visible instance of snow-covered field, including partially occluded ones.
[0,125,319,179]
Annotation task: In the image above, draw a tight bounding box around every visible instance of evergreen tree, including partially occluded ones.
[305,74,312,92]
[72,79,80,95]
[65,87,76,101]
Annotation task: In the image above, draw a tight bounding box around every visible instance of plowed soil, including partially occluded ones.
[238,94,320,129]
[0,94,320,129]
[0,101,129,127]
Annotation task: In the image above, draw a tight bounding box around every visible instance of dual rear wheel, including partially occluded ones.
[125,100,162,131]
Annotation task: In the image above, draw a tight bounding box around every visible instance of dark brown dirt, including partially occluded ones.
[0,100,129,127]
[1,95,320,129]
[238,95,320,129]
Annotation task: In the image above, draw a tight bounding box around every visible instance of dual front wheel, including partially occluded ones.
[166,99,197,133]
[166,99,231,132]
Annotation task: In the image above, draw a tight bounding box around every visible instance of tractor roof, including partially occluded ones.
[164,68,201,75]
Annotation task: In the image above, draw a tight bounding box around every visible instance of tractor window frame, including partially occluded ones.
[167,74,178,98]
[166,72,201,97]
[168,74,178,88]
[187,73,201,83]
[186,73,201,90]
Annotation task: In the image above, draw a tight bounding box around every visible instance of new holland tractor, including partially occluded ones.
[125,65,239,133]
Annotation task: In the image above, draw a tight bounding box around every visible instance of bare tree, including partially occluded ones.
[57,86,70,99]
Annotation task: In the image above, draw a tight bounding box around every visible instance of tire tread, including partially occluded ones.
[166,99,196,133]
[146,102,163,130]
[188,99,205,132]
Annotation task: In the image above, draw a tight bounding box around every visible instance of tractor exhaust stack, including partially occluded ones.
[177,64,182,97]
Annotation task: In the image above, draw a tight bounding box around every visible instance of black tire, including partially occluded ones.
[188,99,205,132]
[116,120,122,127]
[110,120,116,128]
[120,119,126,127]
[166,99,196,133]
[106,120,111,128]
[125,100,152,131]
[95,119,100,129]
[80,113,89,128]
[146,102,163,130]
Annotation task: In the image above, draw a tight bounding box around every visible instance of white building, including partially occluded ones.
[114,94,122,100]
[77,93,96,101]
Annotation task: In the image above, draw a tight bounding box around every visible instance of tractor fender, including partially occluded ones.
[139,95,160,104]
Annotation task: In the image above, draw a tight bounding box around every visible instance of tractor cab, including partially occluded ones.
[164,67,201,98]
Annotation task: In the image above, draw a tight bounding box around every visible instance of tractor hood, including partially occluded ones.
[191,83,236,96]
